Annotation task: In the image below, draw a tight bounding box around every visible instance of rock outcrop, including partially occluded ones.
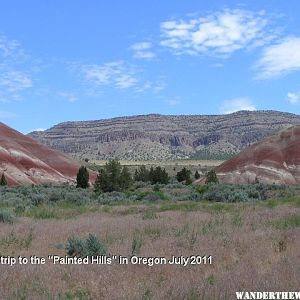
[28,111,300,161]
[0,122,95,186]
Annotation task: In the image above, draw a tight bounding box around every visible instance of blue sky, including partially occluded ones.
[1,0,300,133]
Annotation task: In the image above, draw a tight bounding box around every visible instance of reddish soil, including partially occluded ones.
[211,125,300,184]
[0,122,96,186]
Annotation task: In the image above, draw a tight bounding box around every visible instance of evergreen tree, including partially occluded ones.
[176,167,191,183]
[94,169,108,193]
[76,166,89,188]
[149,166,169,185]
[134,165,149,182]
[120,166,133,190]
[0,173,7,186]
[194,170,200,180]
[94,160,132,193]
[205,170,219,184]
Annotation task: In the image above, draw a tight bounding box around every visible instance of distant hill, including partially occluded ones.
[209,125,300,184]
[28,111,300,161]
[0,122,95,186]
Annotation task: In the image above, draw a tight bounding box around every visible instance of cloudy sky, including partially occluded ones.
[1,0,300,133]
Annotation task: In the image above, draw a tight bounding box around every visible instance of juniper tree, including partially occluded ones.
[205,170,219,184]
[134,165,150,182]
[149,166,169,185]
[0,173,7,186]
[94,160,132,193]
[76,166,89,188]
[176,167,191,183]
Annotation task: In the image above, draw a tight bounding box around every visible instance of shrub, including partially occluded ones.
[131,231,143,255]
[153,184,160,192]
[195,170,200,180]
[66,233,107,257]
[14,204,27,215]
[97,191,126,204]
[85,234,108,256]
[65,192,91,205]
[0,210,14,223]
[66,236,86,256]
[48,191,61,202]
[143,191,168,202]
[31,194,47,206]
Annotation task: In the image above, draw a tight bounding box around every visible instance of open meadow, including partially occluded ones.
[0,182,299,300]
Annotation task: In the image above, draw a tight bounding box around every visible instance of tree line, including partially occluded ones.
[76,160,218,192]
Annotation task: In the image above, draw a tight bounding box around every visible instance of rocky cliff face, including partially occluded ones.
[28,111,300,160]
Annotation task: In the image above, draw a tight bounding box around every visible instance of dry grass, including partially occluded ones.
[0,202,299,299]
[89,159,224,177]
[90,159,224,167]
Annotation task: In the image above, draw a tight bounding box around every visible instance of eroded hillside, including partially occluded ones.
[28,111,300,160]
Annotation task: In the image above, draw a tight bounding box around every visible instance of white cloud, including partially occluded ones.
[81,61,138,89]
[0,70,32,92]
[0,35,34,102]
[220,97,256,114]
[167,99,180,106]
[0,35,26,60]
[59,91,78,102]
[255,37,300,79]
[160,9,274,57]
[78,60,166,94]
[287,92,300,104]
[131,42,156,59]
[134,79,167,94]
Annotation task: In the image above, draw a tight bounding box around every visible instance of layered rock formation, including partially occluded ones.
[0,122,95,186]
[213,125,300,184]
[28,111,300,160]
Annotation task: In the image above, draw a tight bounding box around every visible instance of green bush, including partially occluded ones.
[0,210,14,223]
[97,191,126,204]
[143,191,168,202]
[31,194,47,206]
[66,233,107,257]
[14,204,27,215]
[131,231,143,255]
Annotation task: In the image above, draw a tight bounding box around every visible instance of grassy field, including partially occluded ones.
[0,183,299,299]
